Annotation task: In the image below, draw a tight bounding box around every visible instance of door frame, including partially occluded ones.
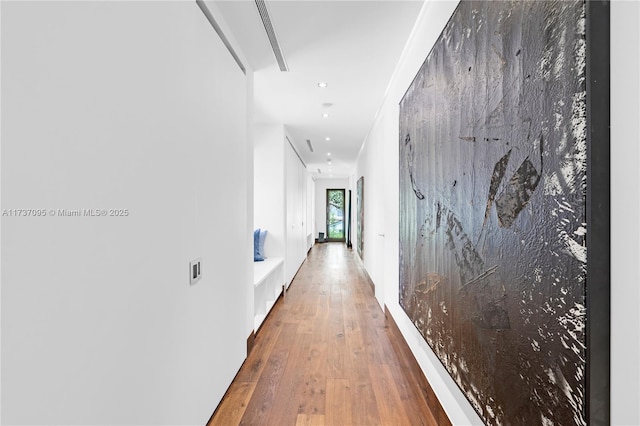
[325,188,346,242]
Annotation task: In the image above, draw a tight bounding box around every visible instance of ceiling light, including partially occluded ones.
[322,113,329,118]
[318,82,328,88]
[327,152,331,156]
[325,137,331,141]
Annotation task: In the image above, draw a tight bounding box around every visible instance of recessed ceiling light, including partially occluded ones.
[325,137,331,141]
[322,113,329,118]
[327,152,331,156]
[318,82,328,88]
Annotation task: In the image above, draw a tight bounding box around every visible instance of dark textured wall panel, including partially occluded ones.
[399,1,590,424]
[357,177,364,259]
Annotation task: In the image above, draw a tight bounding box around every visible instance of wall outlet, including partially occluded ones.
[190,258,202,285]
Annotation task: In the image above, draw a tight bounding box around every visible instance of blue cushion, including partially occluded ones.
[254,229,264,261]
[258,229,268,260]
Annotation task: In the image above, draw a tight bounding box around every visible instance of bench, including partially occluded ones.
[253,257,285,331]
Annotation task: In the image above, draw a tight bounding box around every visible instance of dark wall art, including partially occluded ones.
[398,1,609,425]
[357,176,364,259]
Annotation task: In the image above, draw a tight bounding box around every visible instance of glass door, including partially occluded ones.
[326,189,345,242]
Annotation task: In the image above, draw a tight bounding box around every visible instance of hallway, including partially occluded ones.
[209,243,448,426]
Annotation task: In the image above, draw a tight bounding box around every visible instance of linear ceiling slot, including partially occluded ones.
[306,139,314,153]
[255,0,289,71]
[286,136,306,167]
[196,0,246,74]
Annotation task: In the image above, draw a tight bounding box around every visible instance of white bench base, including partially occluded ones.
[253,257,284,331]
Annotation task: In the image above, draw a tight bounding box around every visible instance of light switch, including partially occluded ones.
[190,258,202,285]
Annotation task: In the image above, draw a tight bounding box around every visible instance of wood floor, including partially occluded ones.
[209,243,449,426]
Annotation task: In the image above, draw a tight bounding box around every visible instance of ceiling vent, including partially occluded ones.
[306,139,314,153]
[255,0,289,72]
[317,168,322,174]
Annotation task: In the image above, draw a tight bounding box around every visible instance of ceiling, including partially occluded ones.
[216,0,424,179]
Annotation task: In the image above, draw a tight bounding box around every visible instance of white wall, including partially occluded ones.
[610,1,640,423]
[355,108,392,309]
[1,2,252,424]
[314,178,350,240]
[307,174,316,249]
[253,126,308,286]
[355,0,640,424]
[284,138,308,284]
[254,124,286,259]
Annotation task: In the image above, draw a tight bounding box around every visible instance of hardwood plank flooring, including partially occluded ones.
[209,243,448,426]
